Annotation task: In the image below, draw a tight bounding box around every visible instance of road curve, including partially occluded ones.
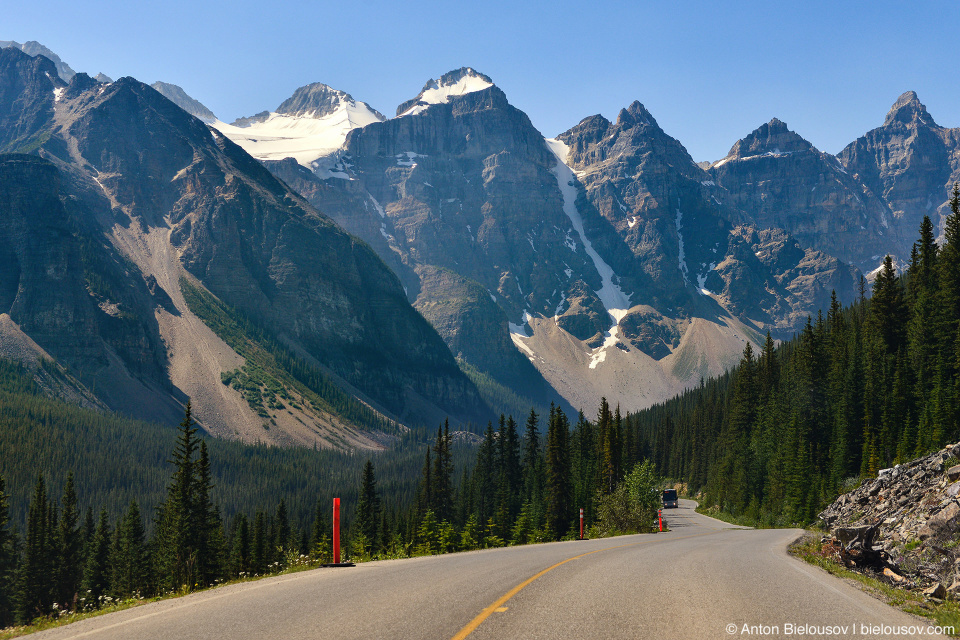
[34,500,946,640]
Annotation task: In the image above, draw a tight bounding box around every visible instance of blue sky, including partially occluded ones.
[6,0,958,161]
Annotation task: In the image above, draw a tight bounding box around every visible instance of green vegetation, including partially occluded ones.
[458,359,549,423]
[629,185,960,526]
[180,277,396,435]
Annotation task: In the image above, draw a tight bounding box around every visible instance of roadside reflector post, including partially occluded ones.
[579,508,584,540]
[333,497,341,563]
[321,497,355,567]
[658,508,662,532]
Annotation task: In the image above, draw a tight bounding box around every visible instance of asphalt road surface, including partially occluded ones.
[33,500,948,639]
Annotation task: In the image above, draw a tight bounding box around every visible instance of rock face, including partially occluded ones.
[151,81,217,123]
[838,91,960,258]
[0,40,76,81]
[260,71,857,415]
[555,104,859,331]
[708,119,891,269]
[710,96,960,273]
[0,46,491,444]
[819,442,960,596]
[277,83,385,121]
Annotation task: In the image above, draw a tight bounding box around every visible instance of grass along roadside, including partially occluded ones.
[0,554,324,639]
[789,531,960,635]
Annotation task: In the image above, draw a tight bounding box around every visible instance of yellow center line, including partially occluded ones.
[451,530,721,640]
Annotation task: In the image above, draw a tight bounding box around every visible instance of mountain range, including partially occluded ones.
[1,42,958,448]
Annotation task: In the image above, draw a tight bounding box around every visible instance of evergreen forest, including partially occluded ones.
[628,185,960,524]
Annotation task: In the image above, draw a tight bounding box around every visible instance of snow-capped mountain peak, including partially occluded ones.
[213,82,385,174]
[396,67,494,117]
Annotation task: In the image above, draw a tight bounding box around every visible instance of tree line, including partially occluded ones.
[628,185,960,525]
[350,401,661,560]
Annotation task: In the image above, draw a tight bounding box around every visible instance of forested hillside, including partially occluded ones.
[0,352,660,627]
[629,185,960,525]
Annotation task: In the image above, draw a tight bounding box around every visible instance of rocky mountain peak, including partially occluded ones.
[396,67,495,116]
[615,101,659,129]
[725,118,812,160]
[151,81,217,123]
[0,40,75,82]
[883,90,936,127]
[276,82,385,121]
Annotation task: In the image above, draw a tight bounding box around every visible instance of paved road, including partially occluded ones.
[35,500,947,639]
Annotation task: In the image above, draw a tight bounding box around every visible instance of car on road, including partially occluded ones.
[662,489,679,508]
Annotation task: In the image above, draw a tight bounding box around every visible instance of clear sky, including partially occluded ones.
[5,0,958,162]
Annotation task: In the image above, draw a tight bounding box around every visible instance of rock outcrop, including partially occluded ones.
[151,81,217,123]
[819,443,960,598]
[708,119,891,269]
[838,92,960,258]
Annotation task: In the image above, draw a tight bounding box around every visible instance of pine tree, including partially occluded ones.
[355,460,381,556]
[431,422,454,523]
[114,500,148,598]
[251,510,266,574]
[0,476,15,627]
[82,508,111,605]
[545,405,572,538]
[228,513,250,576]
[56,472,82,610]
[154,402,201,591]
[308,498,329,563]
[16,475,54,623]
[274,499,291,559]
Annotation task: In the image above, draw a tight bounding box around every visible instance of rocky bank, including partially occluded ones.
[819,442,960,600]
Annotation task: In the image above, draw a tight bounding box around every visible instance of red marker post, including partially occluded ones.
[321,498,354,567]
[658,508,662,532]
[333,497,341,564]
[579,508,584,540]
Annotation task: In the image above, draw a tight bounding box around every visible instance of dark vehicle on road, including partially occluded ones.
[662,489,679,508]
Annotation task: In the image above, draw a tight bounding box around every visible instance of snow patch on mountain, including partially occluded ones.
[398,68,493,117]
[546,138,632,317]
[676,209,690,284]
[697,262,717,295]
[214,99,383,169]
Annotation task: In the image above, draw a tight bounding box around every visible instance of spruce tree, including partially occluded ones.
[115,500,148,598]
[274,499,291,559]
[251,511,266,574]
[308,498,328,562]
[870,255,907,353]
[431,422,454,523]
[473,422,497,534]
[193,441,221,587]
[154,401,200,591]
[355,461,381,555]
[56,472,82,609]
[545,405,572,538]
[16,475,53,623]
[82,508,111,605]
[0,476,15,627]
[228,513,250,576]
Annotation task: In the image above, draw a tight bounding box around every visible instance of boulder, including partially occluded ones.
[919,502,960,540]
